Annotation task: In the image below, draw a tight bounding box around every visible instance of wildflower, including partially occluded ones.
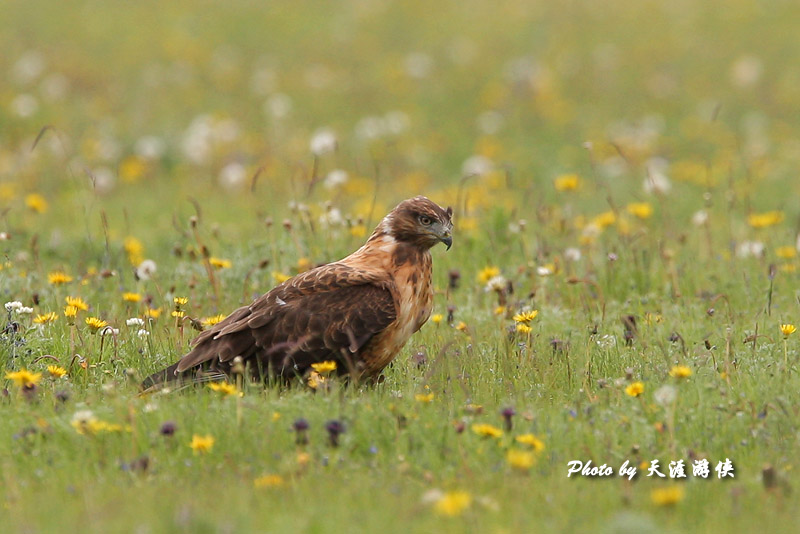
[515,433,545,452]
[136,259,157,280]
[85,317,108,332]
[48,271,73,285]
[349,225,367,238]
[254,474,285,488]
[747,211,784,229]
[310,360,337,374]
[494,305,506,316]
[209,257,232,269]
[776,246,797,259]
[64,305,78,321]
[485,275,507,293]
[293,418,310,445]
[208,382,238,396]
[477,266,500,283]
[4,301,23,312]
[501,407,516,431]
[780,324,796,338]
[516,323,533,334]
[145,307,162,319]
[25,193,48,213]
[122,292,141,303]
[309,128,337,155]
[124,236,144,265]
[471,423,503,438]
[5,369,42,388]
[272,271,291,283]
[202,314,226,327]
[415,392,435,403]
[455,321,468,331]
[126,317,145,327]
[513,310,539,324]
[17,306,33,314]
[189,434,215,454]
[431,314,443,324]
[625,381,645,397]
[593,210,617,228]
[137,329,149,338]
[306,370,326,390]
[47,365,67,378]
[33,312,58,324]
[651,486,685,506]
[434,491,472,517]
[325,420,345,447]
[65,296,89,311]
[627,202,654,219]
[173,297,188,307]
[159,421,177,436]
[507,449,536,471]
[654,385,677,407]
[554,174,580,192]
[669,365,692,378]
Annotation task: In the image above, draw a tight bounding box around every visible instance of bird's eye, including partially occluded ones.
[419,216,432,226]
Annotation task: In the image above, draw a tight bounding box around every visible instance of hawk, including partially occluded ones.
[142,196,453,389]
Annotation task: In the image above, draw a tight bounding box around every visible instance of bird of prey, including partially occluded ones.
[142,196,453,389]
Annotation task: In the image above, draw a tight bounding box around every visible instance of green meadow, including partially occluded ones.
[2,0,800,531]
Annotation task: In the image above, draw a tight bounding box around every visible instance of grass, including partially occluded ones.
[2,0,800,532]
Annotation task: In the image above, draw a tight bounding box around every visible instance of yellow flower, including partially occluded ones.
[415,392,435,403]
[494,306,506,316]
[626,202,654,219]
[145,307,162,319]
[554,174,580,192]
[781,324,796,337]
[471,423,503,438]
[254,474,285,488]
[516,323,533,334]
[173,297,189,307]
[123,236,144,265]
[202,314,226,327]
[306,370,326,389]
[431,314,443,324]
[297,452,311,466]
[747,211,784,229]
[207,382,238,396]
[171,310,185,318]
[209,257,232,269]
[48,271,73,285]
[593,210,617,228]
[455,321,468,331]
[513,310,539,324]
[272,271,291,283]
[47,365,68,378]
[65,296,89,311]
[85,316,108,332]
[477,266,500,283]
[33,312,58,324]
[651,486,685,506]
[25,193,49,213]
[64,305,78,321]
[776,246,797,259]
[189,434,215,454]
[515,433,545,452]
[5,369,42,388]
[119,155,147,183]
[349,225,367,238]
[122,292,141,303]
[311,360,337,374]
[669,365,692,379]
[507,448,536,471]
[625,381,645,397]
[296,257,312,272]
[434,491,472,517]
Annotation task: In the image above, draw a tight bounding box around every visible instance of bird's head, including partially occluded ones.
[380,196,453,250]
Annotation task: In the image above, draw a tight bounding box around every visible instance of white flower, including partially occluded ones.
[11,93,39,118]
[264,93,292,119]
[319,207,343,227]
[100,327,119,337]
[485,275,507,292]
[40,73,69,101]
[643,158,671,195]
[90,166,116,195]
[730,55,762,88]
[309,128,337,155]
[596,335,617,348]
[654,385,677,407]
[136,259,157,281]
[16,307,34,314]
[404,52,434,79]
[71,410,95,425]
[324,169,348,190]
[477,111,504,135]
[12,51,45,84]
[134,136,166,160]
[691,210,709,227]
[564,247,582,262]
[736,241,765,258]
[126,318,145,327]
[4,301,23,312]
[137,329,150,338]
[461,154,493,176]
[537,266,553,276]
[0,232,9,241]
[218,162,247,191]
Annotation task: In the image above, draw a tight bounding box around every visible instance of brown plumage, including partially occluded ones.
[142,196,453,390]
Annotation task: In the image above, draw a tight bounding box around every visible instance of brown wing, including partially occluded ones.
[174,263,397,378]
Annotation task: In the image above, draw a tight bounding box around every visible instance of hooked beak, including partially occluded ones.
[440,231,452,251]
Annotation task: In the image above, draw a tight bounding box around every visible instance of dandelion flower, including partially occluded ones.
[554,174,580,192]
[780,324,796,337]
[189,434,215,454]
[272,271,291,283]
[85,317,108,332]
[145,307,162,319]
[455,321,468,331]
[122,292,141,303]
[5,369,42,388]
[311,361,337,374]
[254,474,285,488]
[776,246,797,259]
[625,381,645,397]
[477,266,500,283]
[415,392,435,403]
[747,211,784,229]
[33,312,58,324]
[669,365,692,379]
[434,491,472,517]
[471,423,503,438]
[65,296,89,311]
[47,365,67,378]
[173,297,188,307]
[513,310,539,324]
[494,306,506,316]
[515,433,545,452]
[431,314,443,324]
[202,314,226,327]
[651,486,685,506]
[48,271,73,285]
[209,257,232,269]
[124,236,144,265]
[307,370,326,390]
[507,449,536,471]
[516,323,532,334]
[207,382,238,396]
[626,202,654,219]
[25,193,49,213]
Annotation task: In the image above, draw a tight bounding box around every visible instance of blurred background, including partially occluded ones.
[1,0,799,262]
